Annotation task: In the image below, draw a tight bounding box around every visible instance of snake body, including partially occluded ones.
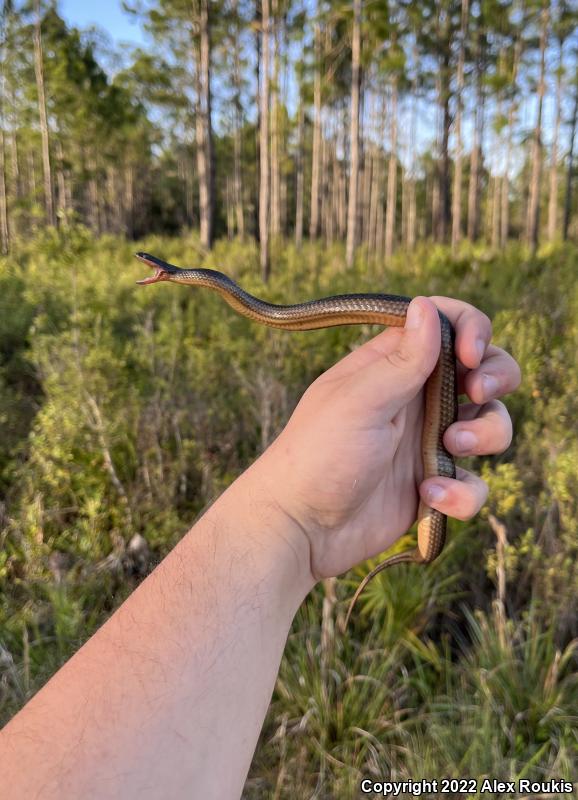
[136,252,458,624]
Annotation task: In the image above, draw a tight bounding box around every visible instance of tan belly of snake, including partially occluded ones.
[136,252,458,626]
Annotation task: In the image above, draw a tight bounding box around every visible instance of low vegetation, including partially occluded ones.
[1,228,577,796]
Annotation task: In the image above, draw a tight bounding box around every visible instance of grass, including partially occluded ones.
[0,227,577,795]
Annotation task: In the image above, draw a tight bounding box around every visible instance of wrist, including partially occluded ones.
[206,459,317,612]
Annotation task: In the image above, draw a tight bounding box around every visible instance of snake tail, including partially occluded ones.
[342,550,420,631]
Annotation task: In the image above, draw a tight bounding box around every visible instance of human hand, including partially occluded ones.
[255,296,521,582]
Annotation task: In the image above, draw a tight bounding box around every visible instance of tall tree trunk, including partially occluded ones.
[232,124,244,237]
[86,150,99,233]
[324,134,334,244]
[254,15,261,239]
[124,164,134,239]
[451,0,469,251]
[376,195,385,257]
[259,0,271,280]
[346,0,361,268]
[368,144,380,254]
[432,169,440,240]
[439,56,451,243]
[232,0,244,238]
[432,72,441,239]
[183,151,194,224]
[407,174,416,250]
[110,166,123,234]
[467,110,481,240]
[547,38,563,242]
[27,149,37,203]
[177,153,185,227]
[33,0,55,227]
[9,132,19,201]
[401,166,407,246]
[281,48,290,235]
[331,136,341,245]
[491,175,500,249]
[8,82,20,202]
[400,91,409,249]
[196,0,214,250]
[309,5,322,239]
[270,0,281,237]
[226,176,234,239]
[320,122,328,242]
[500,178,510,249]
[407,53,418,250]
[0,9,9,251]
[0,127,9,253]
[501,37,521,248]
[361,145,371,248]
[384,79,398,261]
[55,137,67,218]
[370,92,387,257]
[563,75,578,241]
[525,3,548,251]
[467,39,484,241]
[294,99,304,248]
[338,115,347,239]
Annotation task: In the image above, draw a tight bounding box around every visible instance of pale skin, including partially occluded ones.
[0,296,520,800]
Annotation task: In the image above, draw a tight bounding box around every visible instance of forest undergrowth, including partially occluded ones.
[0,227,577,797]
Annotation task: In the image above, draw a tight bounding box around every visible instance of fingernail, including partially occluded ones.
[476,338,486,364]
[455,430,478,454]
[405,299,423,330]
[426,484,446,503]
[482,373,499,398]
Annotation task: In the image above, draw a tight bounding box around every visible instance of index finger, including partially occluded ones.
[429,296,492,370]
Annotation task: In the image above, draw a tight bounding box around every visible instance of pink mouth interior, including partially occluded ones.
[136,267,165,285]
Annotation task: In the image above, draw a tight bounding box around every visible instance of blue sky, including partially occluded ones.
[59,0,146,47]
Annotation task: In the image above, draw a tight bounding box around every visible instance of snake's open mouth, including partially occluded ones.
[136,267,168,285]
[135,252,173,284]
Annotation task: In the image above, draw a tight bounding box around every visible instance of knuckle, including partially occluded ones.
[511,359,523,390]
[453,480,487,520]
[498,415,513,452]
[455,503,480,522]
[485,400,513,453]
[487,398,506,413]
[499,426,513,454]
[384,346,414,370]
[480,311,493,340]
[384,345,431,381]
[454,504,478,521]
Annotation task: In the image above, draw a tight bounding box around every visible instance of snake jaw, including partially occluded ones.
[136,267,169,285]
[135,252,174,284]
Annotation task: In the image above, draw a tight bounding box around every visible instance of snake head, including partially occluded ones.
[135,252,179,284]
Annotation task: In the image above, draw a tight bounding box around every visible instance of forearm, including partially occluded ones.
[0,462,314,800]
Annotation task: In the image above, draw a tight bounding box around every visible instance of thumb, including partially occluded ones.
[357,296,441,419]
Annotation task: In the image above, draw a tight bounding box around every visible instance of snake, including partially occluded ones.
[136,252,458,626]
